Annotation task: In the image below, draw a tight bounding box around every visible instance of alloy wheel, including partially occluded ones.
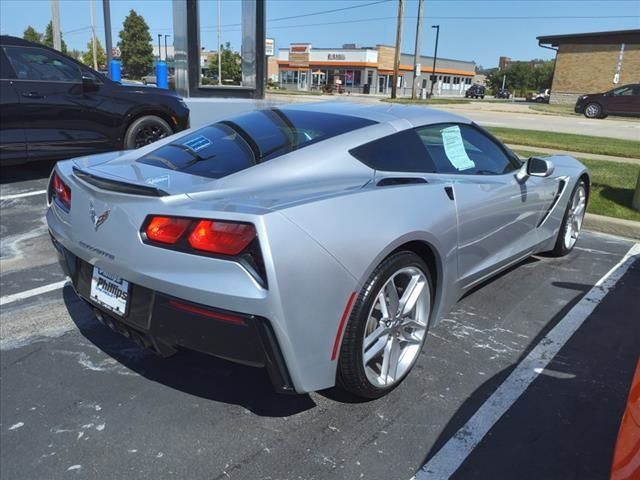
[362,266,430,388]
[563,184,587,250]
[134,124,170,148]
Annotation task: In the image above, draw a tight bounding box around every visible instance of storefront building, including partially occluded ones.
[277,44,476,96]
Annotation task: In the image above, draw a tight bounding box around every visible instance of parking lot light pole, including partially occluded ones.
[157,34,162,62]
[429,24,439,98]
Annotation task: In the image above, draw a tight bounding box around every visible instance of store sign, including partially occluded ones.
[289,44,310,67]
[327,53,346,61]
[265,38,274,57]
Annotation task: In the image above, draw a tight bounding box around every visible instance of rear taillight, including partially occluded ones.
[146,216,191,244]
[52,172,71,210]
[143,216,256,256]
[188,220,256,255]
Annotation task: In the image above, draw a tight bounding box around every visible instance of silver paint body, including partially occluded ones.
[46,103,590,393]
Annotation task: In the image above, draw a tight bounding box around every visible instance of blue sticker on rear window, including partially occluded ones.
[183,135,212,152]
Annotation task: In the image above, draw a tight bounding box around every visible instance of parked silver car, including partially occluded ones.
[47,103,589,398]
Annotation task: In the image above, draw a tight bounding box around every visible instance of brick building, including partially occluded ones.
[537,29,640,105]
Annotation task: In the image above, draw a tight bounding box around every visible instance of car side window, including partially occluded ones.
[3,46,81,82]
[612,86,632,96]
[349,129,437,173]
[415,123,517,175]
[0,49,16,79]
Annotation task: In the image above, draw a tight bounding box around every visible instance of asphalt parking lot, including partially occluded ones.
[1,162,639,480]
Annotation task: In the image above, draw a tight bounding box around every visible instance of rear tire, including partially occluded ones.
[549,180,588,257]
[123,115,173,149]
[337,251,432,399]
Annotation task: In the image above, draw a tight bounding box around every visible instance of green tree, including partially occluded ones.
[82,37,106,68]
[118,10,153,78]
[207,42,242,85]
[22,25,42,43]
[531,60,554,90]
[43,21,68,53]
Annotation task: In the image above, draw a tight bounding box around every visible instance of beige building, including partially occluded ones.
[537,29,640,104]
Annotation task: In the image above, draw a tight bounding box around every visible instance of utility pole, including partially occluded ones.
[103,0,112,67]
[411,0,424,100]
[90,0,98,70]
[501,74,506,90]
[50,0,62,51]
[157,34,162,61]
[217,0,222,86]
[391,0,404,99]
[429,25,440,98]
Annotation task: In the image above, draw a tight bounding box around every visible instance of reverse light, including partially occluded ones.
[52,172,71,210]
[188,220,256,255]
[146,216,191,244]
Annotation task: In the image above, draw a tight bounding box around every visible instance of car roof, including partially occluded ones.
[0,35,39,47]
[281,101,471,129]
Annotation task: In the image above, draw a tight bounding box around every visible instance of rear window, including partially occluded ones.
[138,108,376,179]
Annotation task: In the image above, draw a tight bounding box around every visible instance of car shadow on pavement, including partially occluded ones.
[63,288,317,417]
[416,265,639,480]
[1,160,57,184]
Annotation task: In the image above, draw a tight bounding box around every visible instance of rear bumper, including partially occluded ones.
[51,232,295,394]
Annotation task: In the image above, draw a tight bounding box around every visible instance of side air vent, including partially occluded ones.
[73,167,169,197]
[376,177,427,187]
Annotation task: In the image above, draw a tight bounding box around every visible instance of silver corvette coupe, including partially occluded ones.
[47,102,589,398]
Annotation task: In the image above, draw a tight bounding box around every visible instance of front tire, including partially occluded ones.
[584,102,602,119]
[337,251,432,399]
[123,115,173,149]
[550,180,588,256]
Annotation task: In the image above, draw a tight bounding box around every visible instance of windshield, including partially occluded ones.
[138,108,376,179]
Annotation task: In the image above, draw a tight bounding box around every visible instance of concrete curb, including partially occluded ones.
[507,144,640,165]
[584,213,640,240]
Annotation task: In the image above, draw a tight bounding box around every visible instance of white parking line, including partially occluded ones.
[0,280,69,307]
[412,242,640,480]
[0,189,47,201]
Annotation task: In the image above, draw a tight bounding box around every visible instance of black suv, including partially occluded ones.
[0,35,189,165]
[465,84,485,99]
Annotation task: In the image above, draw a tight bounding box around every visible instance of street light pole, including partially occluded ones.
[429,25,440,98]
[411,0,424,100]
[157,34,162,62]
[103,0,112,68]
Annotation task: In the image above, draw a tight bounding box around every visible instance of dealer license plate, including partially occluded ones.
[90,267,129,316]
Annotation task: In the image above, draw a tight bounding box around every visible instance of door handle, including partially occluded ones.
[22,92,44,99]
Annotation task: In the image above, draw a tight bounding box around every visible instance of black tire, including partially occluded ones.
[123,115,173,149]
[480,95,485,99]
[142,79,147,85]
[337,251,433,399]
[549,179,588,257]
[583,102,603,119]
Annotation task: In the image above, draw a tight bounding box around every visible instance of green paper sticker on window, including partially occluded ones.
[442,125,475,171]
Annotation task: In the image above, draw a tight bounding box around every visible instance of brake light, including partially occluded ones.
[188,220,256,255]
[146,216,191,244]
[52,172,71,210]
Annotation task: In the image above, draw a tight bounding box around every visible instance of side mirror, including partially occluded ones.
[516,157,555,181]
[82,74,100,92]
[527,157,555,177]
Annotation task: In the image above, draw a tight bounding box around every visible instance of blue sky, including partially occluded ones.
[1,0,638,67]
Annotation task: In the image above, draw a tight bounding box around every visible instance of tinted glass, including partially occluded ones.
[229,108,377,161]
[3,46,80,82]
[416,123,516,175]
[138,109,376,179]
[0,49,16,79]
[350,129,437,173]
